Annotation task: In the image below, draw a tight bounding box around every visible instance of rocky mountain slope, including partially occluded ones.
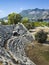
[1,8,49,21]
[0,23,36,65]
[20,8,49,20]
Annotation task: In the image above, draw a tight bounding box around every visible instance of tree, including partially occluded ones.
[35,30,47,43]
[38,19,43,22]
[21,17,29,24]
[21,18,35,29]
[8,13,22,24]
[0,20,8,25]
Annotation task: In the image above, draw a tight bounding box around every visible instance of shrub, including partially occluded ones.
[25,22,35,30]
[35,30,47,43]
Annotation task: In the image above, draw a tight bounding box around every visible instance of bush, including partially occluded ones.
[25,22,35,30]
[35,30,47,43]
[1,21,8,25]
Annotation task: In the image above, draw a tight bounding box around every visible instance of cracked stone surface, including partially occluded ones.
[0,23,36,65]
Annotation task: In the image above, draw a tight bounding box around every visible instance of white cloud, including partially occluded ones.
[20,8,23,10]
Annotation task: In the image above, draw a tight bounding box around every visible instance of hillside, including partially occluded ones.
[0,16,8,20]
[20,8,49,20]
[1,8,49,21]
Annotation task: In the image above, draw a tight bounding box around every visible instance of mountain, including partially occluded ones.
[1,8,49,20]
[20,8,49,20]
[0,16,8,20]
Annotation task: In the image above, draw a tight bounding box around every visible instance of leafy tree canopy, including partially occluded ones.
[8,13,22,24]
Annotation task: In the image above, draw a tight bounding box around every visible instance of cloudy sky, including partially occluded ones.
[0,0,49,18]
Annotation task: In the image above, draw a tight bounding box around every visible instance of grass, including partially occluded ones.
[34,21,48,27]
[0,62,3,65]
[41,51,49,61]
[25,41,49,65]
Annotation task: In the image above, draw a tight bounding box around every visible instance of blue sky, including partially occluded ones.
[0,0,49,18]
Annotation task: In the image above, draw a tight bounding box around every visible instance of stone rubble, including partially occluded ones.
[0,23,36,65]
